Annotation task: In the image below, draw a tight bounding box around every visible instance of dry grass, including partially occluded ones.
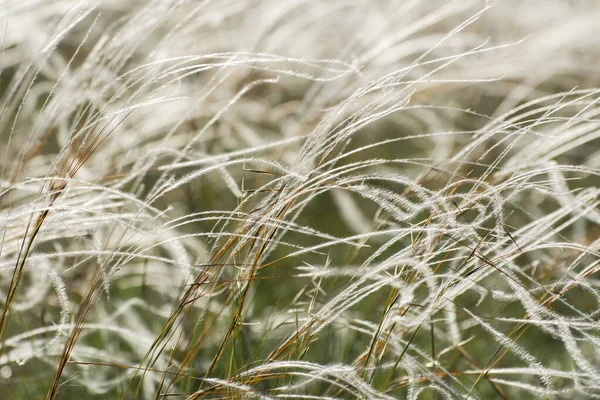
[2,0,600,398]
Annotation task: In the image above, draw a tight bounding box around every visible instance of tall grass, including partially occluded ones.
[2,0,600,398]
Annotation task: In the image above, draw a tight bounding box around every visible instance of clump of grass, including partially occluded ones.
[2,0,600,399]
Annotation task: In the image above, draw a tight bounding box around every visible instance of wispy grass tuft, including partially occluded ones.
[2,0,600,399]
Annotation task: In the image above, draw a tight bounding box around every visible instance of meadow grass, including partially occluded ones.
[2,0,600,398]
